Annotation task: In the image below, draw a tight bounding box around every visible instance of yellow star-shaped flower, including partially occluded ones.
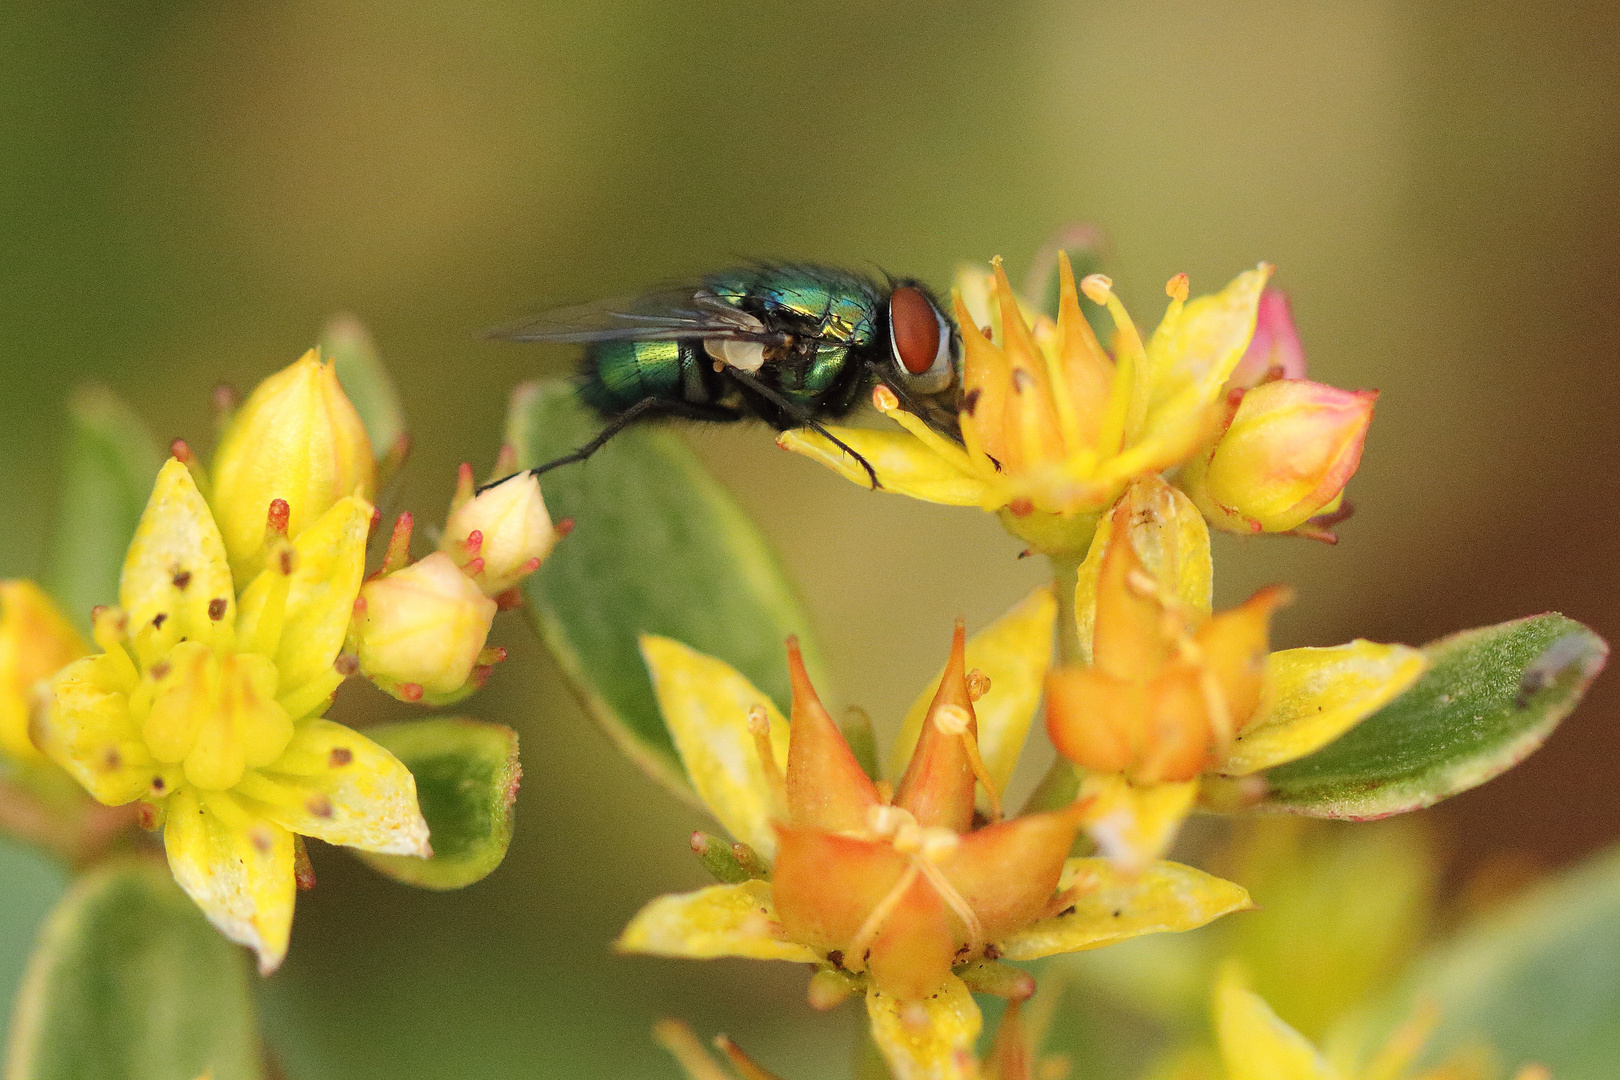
[37,459,429,972]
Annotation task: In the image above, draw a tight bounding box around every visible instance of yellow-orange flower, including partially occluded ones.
[780,255,1271,554]
[1046,476,1428,868]
[618,608,1251,1080]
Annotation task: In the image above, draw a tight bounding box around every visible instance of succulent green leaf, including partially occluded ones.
[321,314,406,468]
[1256,614,1606,818]
[4,858,261,1080]
[355,717,520,890]
[506,380,823,801]
[43,385,162,637]
[1357,843,1620,1079]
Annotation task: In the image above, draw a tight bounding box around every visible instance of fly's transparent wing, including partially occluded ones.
[489,285,783,345]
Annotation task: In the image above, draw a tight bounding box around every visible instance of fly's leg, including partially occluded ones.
[722,368,882,490]
[476,397,742,493]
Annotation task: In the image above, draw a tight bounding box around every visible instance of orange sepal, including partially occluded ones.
[1091,500,1174,680]
[894,620,979,832]
[938,802,1084,942]
[783,637,880,832]
[1046,666,1150,774]
[1199,584,1292,737]
[864,871,957,1003]
[771,825,908,953]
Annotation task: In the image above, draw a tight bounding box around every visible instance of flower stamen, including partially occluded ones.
[746,704,787,813]
[934,703,1003,822]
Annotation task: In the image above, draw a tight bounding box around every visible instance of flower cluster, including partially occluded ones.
[21,349,559,971]
[781,254,1374,554]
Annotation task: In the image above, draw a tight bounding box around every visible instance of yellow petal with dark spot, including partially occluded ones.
[998,858,1252,962]
[1220,641,1428,776]
[163,787,295,975]
[865,975,982,1080]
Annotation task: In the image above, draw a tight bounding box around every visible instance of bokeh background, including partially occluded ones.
[2,1,1617,1076]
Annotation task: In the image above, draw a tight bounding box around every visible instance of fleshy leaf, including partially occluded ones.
[641,635,788,859]
[865,975,982,1080]
[1254,615,1606,818]
[998,857,1252,961]
[1358,843,1620,1080]
[508,380,823,802]
[351,717,518,890]
[615,880,817,963]
[43,385,163,638]
[1220,641,1428,776]
[321,315,406,470]
[889,586,1056,800]
[4,858,262,1080]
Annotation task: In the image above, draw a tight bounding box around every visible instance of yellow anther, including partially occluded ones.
[871,384,901,412]
[918,826,960,862]
[867,802,914,839]
[1165,273,1189,303]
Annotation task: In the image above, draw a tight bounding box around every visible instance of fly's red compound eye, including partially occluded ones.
[889,286,942,375]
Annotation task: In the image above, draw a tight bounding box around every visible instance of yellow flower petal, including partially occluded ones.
[615,880,817,963]
[121,460,237,665]
[234,718,430,856]
[1147,265,1273,412]
[1219,642,1428,776]
[163,787,295,975]
[997,857,1252,961]
[865,974,982,1080]
[641,635,789,859]
[889,586,1056,798]
[237,495,372,703]
[1214,963,1338,1080]
[1074,477,1211,663]
[777,427,991,506]
[1080,771,1200,871]
[39,655,169,805]
[0,580,87,763]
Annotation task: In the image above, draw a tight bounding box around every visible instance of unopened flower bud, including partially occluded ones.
[212,350,376,582]
[0,581,86,762]
[439,471,559,595]
[1186,380,1377,536]
[355,552,496,696]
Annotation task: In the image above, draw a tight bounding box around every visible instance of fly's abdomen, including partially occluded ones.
[580,339,695,415]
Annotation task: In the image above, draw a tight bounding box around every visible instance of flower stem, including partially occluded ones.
[1048,549,1085,666]
[1020,552,1087,815]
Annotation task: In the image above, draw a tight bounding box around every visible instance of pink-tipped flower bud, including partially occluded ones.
[1227,289,1308,390]
[211,350,376,583]
[354,552,496,696]
[1186,379,1377,536]
[439,472,559,596]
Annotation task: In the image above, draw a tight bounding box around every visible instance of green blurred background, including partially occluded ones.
[2,1,1617,1076]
